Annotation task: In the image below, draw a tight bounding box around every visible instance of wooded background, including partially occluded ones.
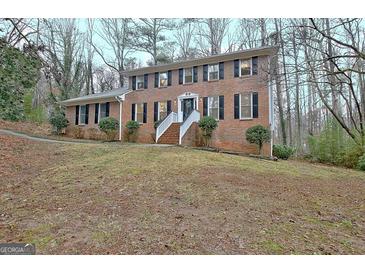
[1,18,364,165]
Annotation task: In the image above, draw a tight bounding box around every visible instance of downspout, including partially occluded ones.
[268,55,274,158]
[115,95,123,141]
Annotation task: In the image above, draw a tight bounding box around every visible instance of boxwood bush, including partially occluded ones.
[125,120,140,142]
[49,111,68,135]
[273,144,295,160]
[198,116,218,147]
[99,117,119,141]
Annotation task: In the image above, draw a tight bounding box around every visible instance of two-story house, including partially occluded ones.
[62,46,275,156]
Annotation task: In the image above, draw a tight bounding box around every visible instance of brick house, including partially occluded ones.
[62,46,275,156]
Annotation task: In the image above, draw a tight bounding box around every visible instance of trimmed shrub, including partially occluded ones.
[49,111,68,135]
[357,154,365,171]
[125,120,140,142]
[198,116,218,147]
[273,144,295,160]
[246,125,271,155]
[99,117,119,141]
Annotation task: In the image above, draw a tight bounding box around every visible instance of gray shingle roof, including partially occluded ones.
[60,87,129,106]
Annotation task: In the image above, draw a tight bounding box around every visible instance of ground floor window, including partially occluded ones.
[135,103,144,123]
[208,96,219,120]
[80,105,87,124]
[158,101,168,120]
[100,103,108,119]
[240,93,252,119]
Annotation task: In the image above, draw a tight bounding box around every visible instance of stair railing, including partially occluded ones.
[156,112,178,143]
[179,110,200,145]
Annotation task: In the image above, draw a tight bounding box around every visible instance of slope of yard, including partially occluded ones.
[0,134,364,254]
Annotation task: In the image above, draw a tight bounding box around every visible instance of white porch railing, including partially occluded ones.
[179,110,200,145]
[156,112,178,143]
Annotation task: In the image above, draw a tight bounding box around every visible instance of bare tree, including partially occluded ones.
[174,19,198,60]
[89,18,133,88]
[195,18,231,56]
[41,18,85,100]
[133,18,175,65]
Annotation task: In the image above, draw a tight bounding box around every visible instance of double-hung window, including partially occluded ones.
[135,103,144,123]
[80,105,87,124]
[240,93,253,119]
[208,96,219,120]
[184,67,193,84]
[208,64,219,80]
[159,72,168,87]
[158,101,168,120]
[136,75,144,89]
[240,59,252,76]
[100,103,108,119]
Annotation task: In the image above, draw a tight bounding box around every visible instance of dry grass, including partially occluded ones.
[0,134,364,254]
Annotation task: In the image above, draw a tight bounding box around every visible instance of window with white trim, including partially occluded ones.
[135,103,144,123]
[240,58,252,76]
[136,75,144,89]
[208,96,219,120]
[184,67,193,84]
[159,72,168,87]
[80,105,87,124]
[208,64,219,80]
[240,93,253,119]
[100,103,108,119]
[158,101,168,120]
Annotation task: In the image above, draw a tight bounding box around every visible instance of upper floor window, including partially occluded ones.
[208,96,219,120]
[184,67,193,84]
[208,64,219,81]
[240,59,252,76]
[240,93,253,119]
[159,72,168,87]
[80,105,87,124]
[136,75,144,89]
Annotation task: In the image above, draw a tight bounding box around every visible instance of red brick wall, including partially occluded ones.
[65,101,120,139]
[124,56,272,155]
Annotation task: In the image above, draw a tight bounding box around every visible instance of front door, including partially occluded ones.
[182,98,195,121]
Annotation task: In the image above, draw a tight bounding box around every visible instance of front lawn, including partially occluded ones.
[0,134,364,254]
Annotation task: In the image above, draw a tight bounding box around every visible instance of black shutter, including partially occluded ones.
[144,74,148,89]
[203,97,208,116]
[252,92,259,118]
[193,66,198,83]
[132,76,136,90]
[178,68,183,85]
[219,95,224,120]
[167,100,171,114]
[106,102,110,117]
[252,56,258,75]
[168,70,172,86]
[95,103,99,124]
[143,103,147,123]
[203,65,208,81]
[219,62,224,80]
[131,104,135,121]
[75,105,79,125]
[234,59,240,77]
[234,94,240,119]
[154,72,159,88]
[85,104,89,124]
[154,101,158,122]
